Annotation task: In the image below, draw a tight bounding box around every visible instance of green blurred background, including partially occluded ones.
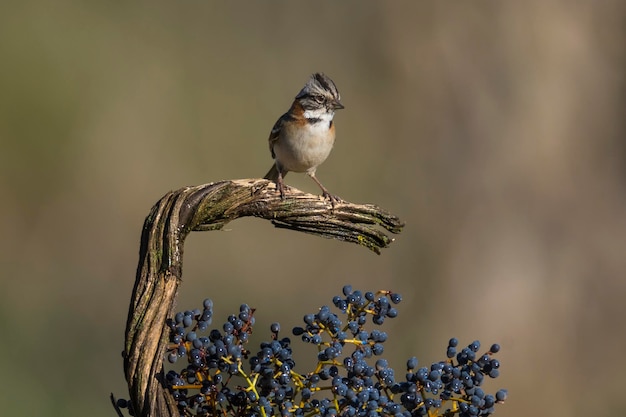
[1,1,625,416]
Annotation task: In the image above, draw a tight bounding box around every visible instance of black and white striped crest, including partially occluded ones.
[295,73,343,111]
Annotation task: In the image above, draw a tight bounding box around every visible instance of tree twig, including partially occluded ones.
[120,179,404,417]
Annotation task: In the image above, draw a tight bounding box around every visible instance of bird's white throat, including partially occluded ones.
[303,108,334,123]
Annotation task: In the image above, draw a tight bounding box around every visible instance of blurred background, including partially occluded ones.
[1,1,625,416]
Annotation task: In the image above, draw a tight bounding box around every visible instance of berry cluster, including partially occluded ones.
[116,285,507,416]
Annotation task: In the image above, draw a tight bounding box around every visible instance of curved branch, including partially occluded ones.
[122,179,404,417]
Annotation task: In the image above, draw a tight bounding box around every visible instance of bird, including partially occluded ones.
[263,73,344,203]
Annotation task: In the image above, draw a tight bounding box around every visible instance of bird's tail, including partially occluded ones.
[264,164,284,181]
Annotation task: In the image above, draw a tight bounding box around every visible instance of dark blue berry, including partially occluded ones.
[469,340,481,352]
[390,293,402,304]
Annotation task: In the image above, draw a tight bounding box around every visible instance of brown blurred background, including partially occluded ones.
[1,1,625,416]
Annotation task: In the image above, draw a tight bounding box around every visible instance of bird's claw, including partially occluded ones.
[322,191,341,208]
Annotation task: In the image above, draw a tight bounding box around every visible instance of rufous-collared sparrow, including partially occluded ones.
[263,73,344,203]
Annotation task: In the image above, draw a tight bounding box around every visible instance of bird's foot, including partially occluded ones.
[321,191,342,208]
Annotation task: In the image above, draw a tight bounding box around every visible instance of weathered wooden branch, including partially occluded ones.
[120,179,404,417]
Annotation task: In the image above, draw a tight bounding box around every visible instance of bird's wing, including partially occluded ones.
[268,114,286,159]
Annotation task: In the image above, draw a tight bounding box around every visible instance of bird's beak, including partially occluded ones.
[333,100,345,110]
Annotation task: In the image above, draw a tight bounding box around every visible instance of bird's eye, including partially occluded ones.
[313,95,325,104]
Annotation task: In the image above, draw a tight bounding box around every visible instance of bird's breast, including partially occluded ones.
[274,120,336,173]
